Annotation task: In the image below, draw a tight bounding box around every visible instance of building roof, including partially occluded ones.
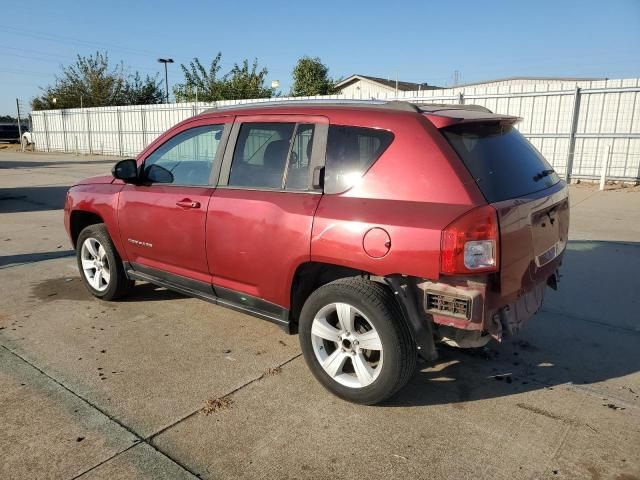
[453,76,607,88]
[335,74,442,92]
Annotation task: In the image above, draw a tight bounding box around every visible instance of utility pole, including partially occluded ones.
[158,58,174,103]
[16,98,22,142]
[453,70,460,86]
[395,72,399,98]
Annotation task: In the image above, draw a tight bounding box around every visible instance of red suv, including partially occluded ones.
[64,100,568,404]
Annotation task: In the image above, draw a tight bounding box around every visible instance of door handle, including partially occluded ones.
[176,199,201,209]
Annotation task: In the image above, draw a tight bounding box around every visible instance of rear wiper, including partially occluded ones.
[533,169,555,181]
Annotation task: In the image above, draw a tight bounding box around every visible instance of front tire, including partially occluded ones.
[299,278,417,405]
[76,224,133,300]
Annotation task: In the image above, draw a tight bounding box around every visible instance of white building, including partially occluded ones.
[334,74,442,99]
[452,76,606,90]
[335,75,607,98]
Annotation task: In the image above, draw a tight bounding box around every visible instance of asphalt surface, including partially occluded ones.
[1,149,639,480]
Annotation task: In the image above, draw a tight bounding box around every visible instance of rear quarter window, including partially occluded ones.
[442,122,560,203]
[325,125,393,194]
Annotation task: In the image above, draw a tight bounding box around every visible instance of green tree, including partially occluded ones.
[173,53,224,102]
[290,56,336,96]
[122,72,164,105]
[219,59,273,100]
[173,54,273,102]
[31,51,164,110]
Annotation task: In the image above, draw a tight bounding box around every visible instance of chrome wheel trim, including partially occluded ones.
[80,237,110,292]
[310,302,383,388]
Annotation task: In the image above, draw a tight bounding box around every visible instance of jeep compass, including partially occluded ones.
[64,100,568,404]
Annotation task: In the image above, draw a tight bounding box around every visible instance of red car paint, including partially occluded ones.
[119,183,214,283]
[64,102,567,341]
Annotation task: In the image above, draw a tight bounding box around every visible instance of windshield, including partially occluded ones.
[442,122,560,203]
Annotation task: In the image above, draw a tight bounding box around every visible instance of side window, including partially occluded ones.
[325,125,394,194]
[144,125,223,186]
[228,122,295,189]
[285,124,315,190]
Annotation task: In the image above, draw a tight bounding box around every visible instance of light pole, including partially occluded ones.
[157,58,174,103]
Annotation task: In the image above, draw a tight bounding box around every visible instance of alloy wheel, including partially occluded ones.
[310,302,383,388]
[80,237,110,292]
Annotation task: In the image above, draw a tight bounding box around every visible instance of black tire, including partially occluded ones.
[76,223,133,300]
[299,278,417,405]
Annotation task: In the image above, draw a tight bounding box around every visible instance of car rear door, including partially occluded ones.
[206,114,328,314]
[118,118,231,286]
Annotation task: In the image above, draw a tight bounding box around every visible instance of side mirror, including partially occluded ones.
[145,164,174,184]
[112,159,138,183]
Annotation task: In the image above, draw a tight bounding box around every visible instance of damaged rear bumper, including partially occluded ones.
[416,270,560,343]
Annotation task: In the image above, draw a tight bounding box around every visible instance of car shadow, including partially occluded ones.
[0,158,118,169]
[384,239,640,407]
[29,275,187,304]
[120,282,187,302]
[0,250,75,269]
[0,185,70,213]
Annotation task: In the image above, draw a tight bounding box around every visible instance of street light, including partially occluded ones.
[157,58,174,103]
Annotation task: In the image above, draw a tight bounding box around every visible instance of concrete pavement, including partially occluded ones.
[1,150,639,479]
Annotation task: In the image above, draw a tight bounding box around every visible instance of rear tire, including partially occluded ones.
[76,224,133,300]
[299,278,417,405]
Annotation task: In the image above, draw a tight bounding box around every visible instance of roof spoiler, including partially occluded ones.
[423,109,522,129]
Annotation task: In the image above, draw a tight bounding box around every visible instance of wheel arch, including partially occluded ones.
[289,262,437,360]
[70,210,104,248]
[289,261,379,332]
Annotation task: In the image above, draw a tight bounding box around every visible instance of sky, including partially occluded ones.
[1,0,639,115]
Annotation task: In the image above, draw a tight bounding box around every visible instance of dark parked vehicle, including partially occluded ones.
[0,123,25,143]
[64,100,568,404]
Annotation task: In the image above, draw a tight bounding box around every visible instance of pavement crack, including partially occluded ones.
[0,344,201,480]
[570,190,601,209]
[564,382,640,411]
[147,353,303,442]
[69,443,138,480]
[516,402,582,427]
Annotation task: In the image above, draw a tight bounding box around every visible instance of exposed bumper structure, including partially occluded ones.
[416,270,559,344]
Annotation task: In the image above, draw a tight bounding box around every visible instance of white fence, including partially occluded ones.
[30,78,640,181]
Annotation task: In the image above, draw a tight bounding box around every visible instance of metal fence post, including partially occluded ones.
[44,112,50,152]
[16,98,23,149]
[117,109,123,156]
[565,86,582,182]
[62,111,69,153]
[86,109,92,155]
[141,109,147,148]
[600,144,612,190]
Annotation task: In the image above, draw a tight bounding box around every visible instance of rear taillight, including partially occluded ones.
[440,205,499,275]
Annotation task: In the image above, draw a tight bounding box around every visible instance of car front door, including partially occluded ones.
[118,119,230,286]
[206,115,327,318]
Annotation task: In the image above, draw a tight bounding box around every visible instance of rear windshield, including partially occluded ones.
[442,122,560,203]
